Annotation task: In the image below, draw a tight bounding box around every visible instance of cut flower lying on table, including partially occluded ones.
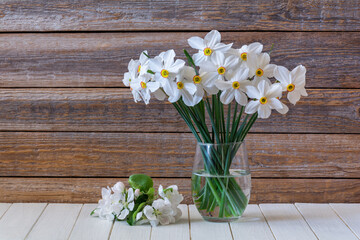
[91,174,183,227]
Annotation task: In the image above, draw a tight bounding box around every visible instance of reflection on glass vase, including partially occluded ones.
[191,141,251,222]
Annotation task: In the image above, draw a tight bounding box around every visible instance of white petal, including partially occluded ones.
[291,65,306,86]
[267,98,283,109]
[193,53,206,66]
[233,67,249,82]
[287,90,301,105]
[152,199,166,210]
[259,53,270,68]
[245,100,260,114]
[168,59,185,73]
[158,185,165,198]
[118,208,129,220]
[245,85,260,99]
[139,50,148,64]
[168,89,181,103]
[153,89,166,101]
[234,90,248,106]
[144,206,156,220]
[128,201,135,211]
[248,42,263,54]
[300,86,308,96]
[276,102,289,114]
[215,79,232,90]
[184,82,197,95]
[212,51,225,66]
[212,42,233,52]
[258,104,271,119]
[147,82,160,92]
[188,36,205,50]
[204,85,219,95]
[257,80,269,97]
[263,64,276,78]
[127,188,134,202]
[274,66,290,85]
[266,83,282,98]
[181,90,195,106]
[224,55,239,69]
[199,61,217,73]
[149,59,163,73]
[163,49,176,69]
[204,30,221,47]
[136,212,143,221]
[220,89,235,104]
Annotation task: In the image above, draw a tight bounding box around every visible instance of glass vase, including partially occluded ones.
[191,141,251,222]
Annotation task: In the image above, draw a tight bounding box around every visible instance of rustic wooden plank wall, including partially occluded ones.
[0,0,359,204]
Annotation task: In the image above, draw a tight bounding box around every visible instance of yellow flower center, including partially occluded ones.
[177,82,184,89]
[193,75,202,84]
[259,97,267,104]
[232,81,240,89]
[137,65,141,73]
[287,83,295,92]
[161,69,169,78]
[256,68,264,77]
[241,52,247,61]
[140,81,147,89]
[204,48,212,56]
[217,66,226,75]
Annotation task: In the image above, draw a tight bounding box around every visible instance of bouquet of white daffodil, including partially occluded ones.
[122,30,307,219]
[91,174,183,226]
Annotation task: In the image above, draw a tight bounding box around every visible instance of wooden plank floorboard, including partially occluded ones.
[0,203,46,240]
[230,205,275,240]
[68,204,113,240]
[26,203,83,240]
[189,205,233,240]
[151,204,190,240]
[259,204,318,240]
[0,0,357,31]
[0,32,358,88]
[0,132,358,178]
[109,217,151,240]
[0,89,358,133]
[330,204,360,239]
[0,203,11,219]
[296,203,359,240]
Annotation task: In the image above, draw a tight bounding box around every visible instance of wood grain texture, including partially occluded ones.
[0,88,358,133]
[0,132,358,178]
[0,0,358,31]
[295,203,358,240]
[0,178,359,204]
[0,32,358,88]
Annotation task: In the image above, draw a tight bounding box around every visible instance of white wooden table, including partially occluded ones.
[0,203,359,240]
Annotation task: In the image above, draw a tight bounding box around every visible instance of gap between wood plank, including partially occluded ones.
[293,203,320,240]
[329,205,360,240]
[23,203,49,240]
[67,204,84,240]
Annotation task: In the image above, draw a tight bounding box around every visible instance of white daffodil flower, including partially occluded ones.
[199,51,238,82]
[188,30,232,66]
[182,66,219,105]
[131,74,161,104]
[117,188,135,220]
[245,80,284,119]
[123,51,150,86]
[215,67,251,105]
[163,67,197,106]
[274,65,308,105]
[143,199,174,227]
[229,42,263,65]
[247,53,276,85]
[158,185,184,208]
[148,49,185,86]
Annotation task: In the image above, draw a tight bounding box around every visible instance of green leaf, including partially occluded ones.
[90,208,97,216]
[128,174,153,192]
[147,70,155,74]
[143,51,150,58]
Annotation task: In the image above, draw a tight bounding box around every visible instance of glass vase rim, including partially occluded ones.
[197,141,244,147]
